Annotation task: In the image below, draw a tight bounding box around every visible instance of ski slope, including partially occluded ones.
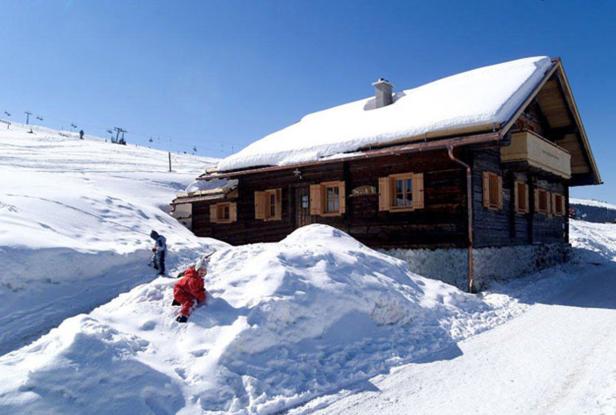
[0,123,221,355]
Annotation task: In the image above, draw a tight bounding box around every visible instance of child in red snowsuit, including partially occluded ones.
[173,261,207,323]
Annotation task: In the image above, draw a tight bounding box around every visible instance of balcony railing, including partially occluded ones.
[501,131,571,179]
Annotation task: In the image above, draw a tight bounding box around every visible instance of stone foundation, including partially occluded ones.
[383,243,571,290]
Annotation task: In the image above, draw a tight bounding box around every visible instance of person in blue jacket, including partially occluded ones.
[149,230,167,275]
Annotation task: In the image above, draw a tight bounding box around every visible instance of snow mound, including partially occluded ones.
[217,56,552,171]
[0,224,493,414]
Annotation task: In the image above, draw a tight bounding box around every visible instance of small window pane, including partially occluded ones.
[269,193,276,217]
[489,175,499,207]
[218,204,230,220]
[326,186,339,213]
[517,183,527,211]
[393,177,413,207]
[539,191,547,211]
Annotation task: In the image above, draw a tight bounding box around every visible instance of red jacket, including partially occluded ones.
[174,267,206,303]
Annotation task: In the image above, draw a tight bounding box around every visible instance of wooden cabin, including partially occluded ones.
[171,57,600,289]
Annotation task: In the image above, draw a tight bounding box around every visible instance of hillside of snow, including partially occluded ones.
[570,197,616,223]
[0,123,221,354]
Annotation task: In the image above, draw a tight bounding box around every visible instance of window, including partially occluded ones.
[325,185,340,213]
[378,173,424,212]
[482,171,502,210]
[254,189,282,221]
[309,181,346,216]
[535,188,550,215]
[514,181,529,214]
[552,193,566,216]
[394,175,413,208]
[218,204,230,220]
[209,202,237,224]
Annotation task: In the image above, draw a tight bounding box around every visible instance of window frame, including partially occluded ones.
[320,181,345,217]
[482,171,503,211]
[535,188,551,215]
[552,192,566,216]
[390,173,415,210]
[210,202,237,224]
[310,181,346,217]
[255,188,282,221]
[514,181,529,214]
[378,172,424,212]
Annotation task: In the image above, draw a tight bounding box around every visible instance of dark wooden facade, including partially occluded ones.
[193,151,469,248]
[191,138,569,249]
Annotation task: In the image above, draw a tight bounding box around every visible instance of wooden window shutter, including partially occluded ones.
[254,191,266,220]
[310,184,322,215]
[229,203,237,222]
[378,177,391,211]
[482,172,490,208]
[412,173,425,209]
[560,194,566,215]
[514,182,520,213]
[547,191,552,216]
[497,176,503,209]
[338,181,346,214]
[274,189,282,220]
[209,204,218,224]
[551,193,557,215]
[534,189,539,212]
[524,184,529,213]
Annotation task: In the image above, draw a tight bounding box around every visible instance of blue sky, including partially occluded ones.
[1,1,614,201]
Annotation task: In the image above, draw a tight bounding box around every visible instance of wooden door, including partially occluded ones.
[295,186,313,228]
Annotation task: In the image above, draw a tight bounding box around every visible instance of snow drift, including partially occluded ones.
[0,224,504,414]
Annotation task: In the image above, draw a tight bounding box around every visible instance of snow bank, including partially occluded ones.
[217,56,552,171]
[0,224,510,414]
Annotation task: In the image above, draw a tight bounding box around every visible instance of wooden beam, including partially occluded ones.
[500,61,560,137]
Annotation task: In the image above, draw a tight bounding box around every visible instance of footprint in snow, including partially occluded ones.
[140,320,157,331]
[190,348,209,357]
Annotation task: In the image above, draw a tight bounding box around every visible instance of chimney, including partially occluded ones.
[372,78,393,108]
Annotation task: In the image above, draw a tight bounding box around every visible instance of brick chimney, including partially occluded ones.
[372,78,393,108]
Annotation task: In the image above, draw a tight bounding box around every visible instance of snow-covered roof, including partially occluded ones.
[216,56,553,172]
[172,178,238,204]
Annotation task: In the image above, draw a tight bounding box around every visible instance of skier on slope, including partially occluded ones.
[149,230,167,275]
[172,256,209,323]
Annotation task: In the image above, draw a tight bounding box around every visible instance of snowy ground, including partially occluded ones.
[0,123,220,354]
[295,220,616,415]
[1,219,615,414]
